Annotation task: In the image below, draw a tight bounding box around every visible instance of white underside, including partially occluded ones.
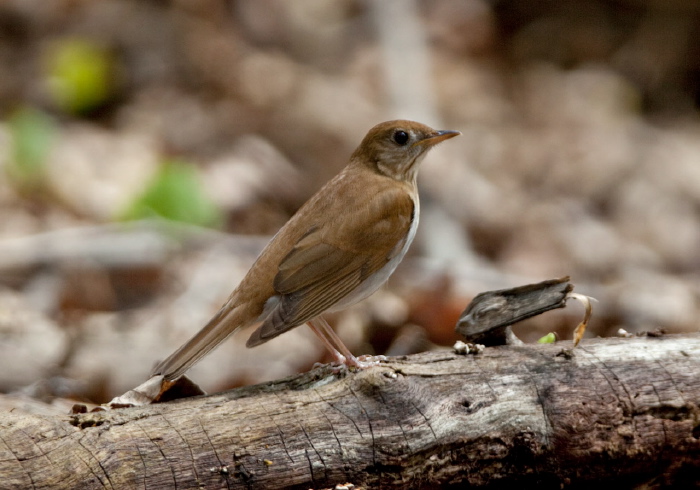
[329,204,419,312]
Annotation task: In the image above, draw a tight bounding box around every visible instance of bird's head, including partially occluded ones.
[352,120,460,181]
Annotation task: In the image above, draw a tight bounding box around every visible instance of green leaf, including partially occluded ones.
[44,38,115,115]
[7,107,55,188]
[122,159,222,228]
[537,332,557,344]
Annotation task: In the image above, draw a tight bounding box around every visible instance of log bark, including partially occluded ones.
[1,334,699,489]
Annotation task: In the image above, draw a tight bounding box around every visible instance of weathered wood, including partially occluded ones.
[1,334,699,489]
[456,276,572,345]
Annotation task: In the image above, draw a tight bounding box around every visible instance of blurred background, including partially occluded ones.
[0,0,699,405]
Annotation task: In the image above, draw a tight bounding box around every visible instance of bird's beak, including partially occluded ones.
[414,129,461,147]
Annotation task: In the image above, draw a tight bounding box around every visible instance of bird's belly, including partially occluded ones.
[329,211,419,312]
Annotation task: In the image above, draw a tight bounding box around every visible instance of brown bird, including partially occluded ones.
[152,120,460,381]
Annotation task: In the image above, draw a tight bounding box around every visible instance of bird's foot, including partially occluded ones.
[344,354,387,370]
[312,354,386,373]
[358,354,387,363]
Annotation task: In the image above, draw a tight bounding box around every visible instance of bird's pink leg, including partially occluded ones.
[307,317,379,369]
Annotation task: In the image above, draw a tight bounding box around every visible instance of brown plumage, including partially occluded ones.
[152,120,460,380]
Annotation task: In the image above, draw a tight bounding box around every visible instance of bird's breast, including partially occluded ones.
[329,195,420,312]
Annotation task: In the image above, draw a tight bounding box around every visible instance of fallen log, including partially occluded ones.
[1,333,699,489]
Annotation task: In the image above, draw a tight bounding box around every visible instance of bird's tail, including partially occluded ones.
[151,299,253,381]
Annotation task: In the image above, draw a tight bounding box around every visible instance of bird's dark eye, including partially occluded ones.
[393,130,409,146]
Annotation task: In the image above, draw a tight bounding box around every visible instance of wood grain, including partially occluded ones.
[1,334,699,489]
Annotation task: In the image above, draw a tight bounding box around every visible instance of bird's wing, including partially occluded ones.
[247,186,414,345]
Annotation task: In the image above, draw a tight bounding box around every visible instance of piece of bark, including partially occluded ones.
[102,374,206,408]
[1,334,699,489]
[456,276,573,345]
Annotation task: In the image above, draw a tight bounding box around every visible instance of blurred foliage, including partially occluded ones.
[44,38,115,115]
[0,0,697,402]
[536,333,557,344]
[122,159,223,228]
[6,107,55,190]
